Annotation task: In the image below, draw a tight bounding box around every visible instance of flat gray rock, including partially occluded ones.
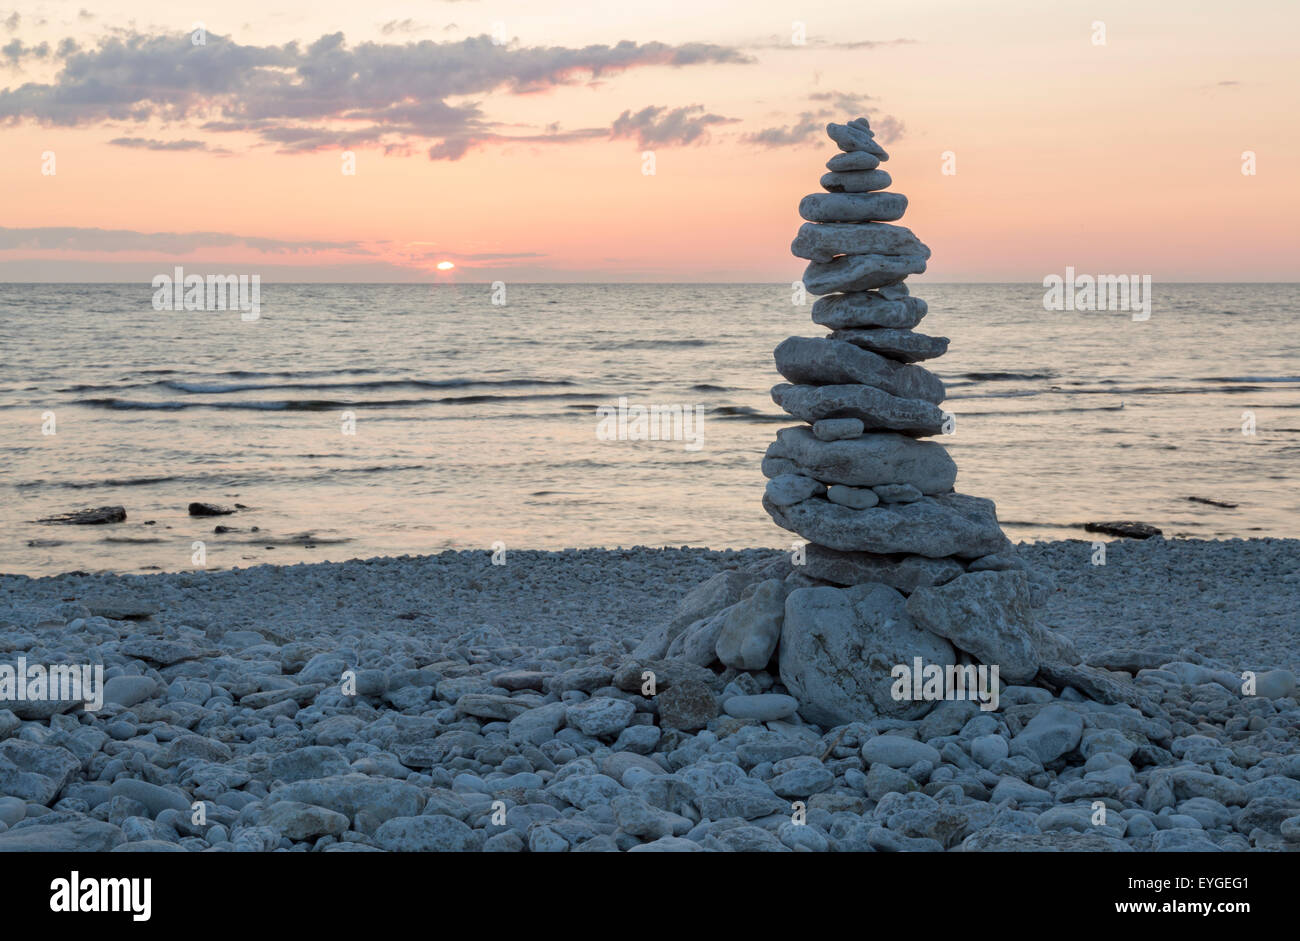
[715,579,787,670]
[829,328,951,363]
[1010,703,1084,763]
[771,382,946,436]
[812,417,864,440]
[826,121,889,159]
[1037,660,1160,716]
[820,169,892,193]
[272,774,424,826]
[800,544,965,592]
[905,570,1040,683]
[109,778,192,816]
[774,337,945,404]
[827,484,879,509]
[791,221,929,263]
[1023,621,1082,666]
[565,697,636,738]
[260,800,350,841]
[803,252,928,294]
[0,740,81,804]
[120,637,210,665]
[657,680,719,731]
[81,594,159,619]
[665,606,730,665]
[102,675,160,707]
[861,735,942,768]
[873,482,923,503]
[634,569,761,659]
[723,693,799,721]
[764,492,1012,559]
[779,583,956,724]
[962,828,1131,852]
[826,150,880,171]
[373,815,479,852]
[0,815,125,852]
[811,291,927,329]
[800,192,907,223]
[763,425,957,492]
[764,473,824,506]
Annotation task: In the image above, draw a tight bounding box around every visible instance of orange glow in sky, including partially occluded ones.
[0,0,1296,282]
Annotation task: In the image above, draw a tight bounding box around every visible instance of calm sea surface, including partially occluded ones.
[1,282,1296,576]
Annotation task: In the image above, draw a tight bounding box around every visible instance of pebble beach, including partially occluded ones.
[0,536,1296,852]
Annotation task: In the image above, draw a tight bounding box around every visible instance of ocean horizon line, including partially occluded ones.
[4,279,1300,287]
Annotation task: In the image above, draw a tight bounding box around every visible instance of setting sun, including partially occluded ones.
[436,261,455,271]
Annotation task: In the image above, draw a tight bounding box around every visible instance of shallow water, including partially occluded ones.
[1,282,1296,575]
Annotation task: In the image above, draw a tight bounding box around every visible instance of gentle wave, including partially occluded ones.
[74,392,594,411]
[58,376,578,394]
[1206,376,1300,384]
[15,464,428,489]
[159,377,577,394]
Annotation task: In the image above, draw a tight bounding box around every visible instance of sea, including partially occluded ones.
[1,282,1296,576]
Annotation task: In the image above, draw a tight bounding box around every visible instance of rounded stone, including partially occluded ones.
[722,694,799,722]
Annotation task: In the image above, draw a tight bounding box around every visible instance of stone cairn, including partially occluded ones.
[637,117,1101,731]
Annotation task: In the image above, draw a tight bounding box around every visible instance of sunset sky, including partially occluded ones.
[2,0,1297,281]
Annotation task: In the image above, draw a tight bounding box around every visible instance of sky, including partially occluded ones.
[1,0,1297,282]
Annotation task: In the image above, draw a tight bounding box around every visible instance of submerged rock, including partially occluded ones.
[37,506,126,525]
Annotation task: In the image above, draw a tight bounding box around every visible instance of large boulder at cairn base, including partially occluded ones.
[774,337,945,404]
[799,192,907,223]
[811,291,927,330]
[802,253,928,294]
[764,492,1012,559]
[771,382,946,436]
[905,570,1042,684]
[715,579,789,670]
[762,426,957,493]
[779,583,957,725]
[801,544,965,593]
[632,569,760,659]
[791,222,929,263]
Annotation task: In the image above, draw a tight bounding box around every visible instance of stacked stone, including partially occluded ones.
[764,117,1006,577]
[753,117,1073,725]
[634,117,1080,729]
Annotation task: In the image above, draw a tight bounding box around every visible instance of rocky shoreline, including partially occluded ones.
[0,538,1296,852]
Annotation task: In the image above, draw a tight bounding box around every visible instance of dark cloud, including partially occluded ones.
[0,225,374,255]
[0,30,751,160]
[109,137,210,151]
[808,91,875,114]
[745,115,823,147]
[3,39,50,63]
[818,39,917,49]
[745,91,904,148]
[610,104,736,147]
[380,20,424,36]
[870,115,905,144]
[3,12,17,31]
[752,36,917,50]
